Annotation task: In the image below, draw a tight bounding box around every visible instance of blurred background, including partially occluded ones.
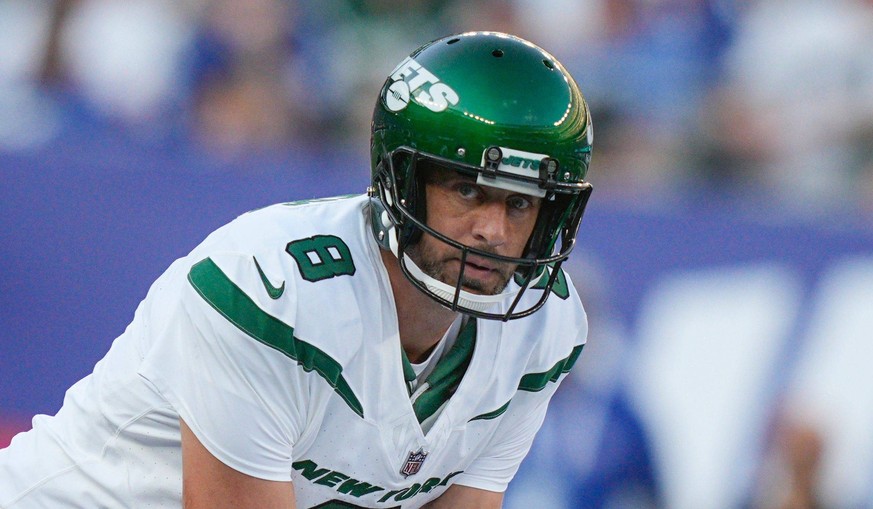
[3,0,873,507]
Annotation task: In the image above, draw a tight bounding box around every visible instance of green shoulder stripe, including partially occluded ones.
[518,344,584,392]
[468,344,585,422]
[470,401,510,422]
[188,257,363,418]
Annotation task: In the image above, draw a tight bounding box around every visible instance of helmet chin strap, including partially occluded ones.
[385,219,517,313]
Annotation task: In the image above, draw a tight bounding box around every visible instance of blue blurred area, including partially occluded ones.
[4,1,873,508]
[1,110,369,417]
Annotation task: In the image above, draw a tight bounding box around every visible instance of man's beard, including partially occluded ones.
[406,235,515,296]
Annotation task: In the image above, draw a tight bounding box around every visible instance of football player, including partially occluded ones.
[0,31,594,508]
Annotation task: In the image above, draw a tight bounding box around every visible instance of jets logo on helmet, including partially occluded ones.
[384,57,459,113]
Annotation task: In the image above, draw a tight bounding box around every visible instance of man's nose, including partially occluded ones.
[470,200,509,248]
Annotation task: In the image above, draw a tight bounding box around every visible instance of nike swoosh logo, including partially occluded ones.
[253,256,285,299]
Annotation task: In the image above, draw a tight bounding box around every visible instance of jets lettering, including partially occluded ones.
[501,155,541,170]
[292,459,462,504]
[390,57,459,112]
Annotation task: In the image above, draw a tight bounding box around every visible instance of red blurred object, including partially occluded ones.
[0,417,31,449]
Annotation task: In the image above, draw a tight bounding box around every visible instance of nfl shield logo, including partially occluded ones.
[400,448,428,478]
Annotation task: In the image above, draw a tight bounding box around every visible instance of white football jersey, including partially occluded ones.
[0,195,587,508]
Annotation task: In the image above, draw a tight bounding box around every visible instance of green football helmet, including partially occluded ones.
[369,31,593,321]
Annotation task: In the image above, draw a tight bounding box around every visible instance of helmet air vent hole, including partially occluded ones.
[492,49,504,58]
[447,38,460,44]
[543,59,555,70]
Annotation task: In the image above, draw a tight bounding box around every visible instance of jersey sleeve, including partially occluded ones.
[138,253,310,482]
[454,327,587,493]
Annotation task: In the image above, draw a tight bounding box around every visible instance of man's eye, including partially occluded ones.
[508,195,533,210]
[456,183,480,199]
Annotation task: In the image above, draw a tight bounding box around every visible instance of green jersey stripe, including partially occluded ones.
[468,344,584,422]
[517,344,584,392]
[469,401,510,422]
[188,257,364,418]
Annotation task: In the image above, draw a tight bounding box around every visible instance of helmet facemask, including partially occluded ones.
[371,144,592,321]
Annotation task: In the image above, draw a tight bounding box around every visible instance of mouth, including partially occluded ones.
[457,257,515,294]
[459,256,498,278]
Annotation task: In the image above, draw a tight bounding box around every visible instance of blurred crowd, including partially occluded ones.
[2,0,873,216]
[3,2,873,508]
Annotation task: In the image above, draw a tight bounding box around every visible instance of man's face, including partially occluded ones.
[406,168,542,295]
